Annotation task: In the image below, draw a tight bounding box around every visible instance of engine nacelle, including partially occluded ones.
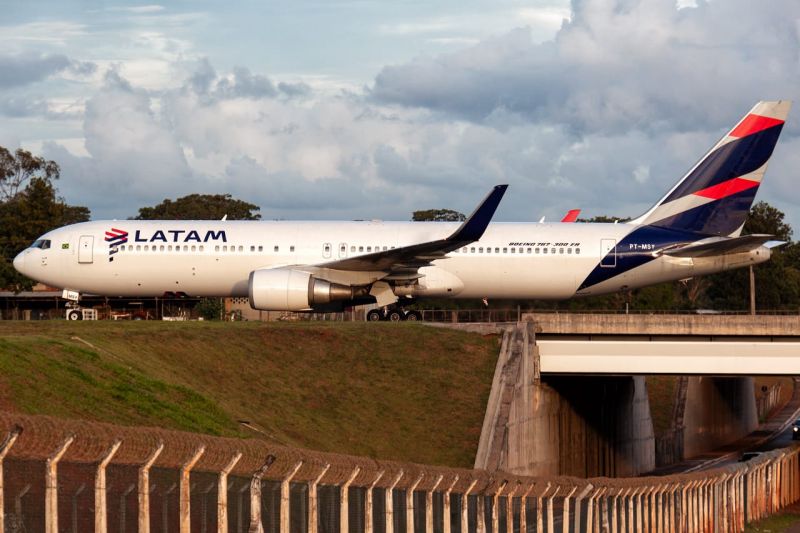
[248,268,361,311]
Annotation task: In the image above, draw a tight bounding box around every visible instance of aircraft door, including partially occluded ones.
[338,242,348,258]
[78,235,94,263]
[322,242,332,259]
[600,238,616,268]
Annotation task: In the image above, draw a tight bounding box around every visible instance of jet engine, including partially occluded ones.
[248,268,364,311]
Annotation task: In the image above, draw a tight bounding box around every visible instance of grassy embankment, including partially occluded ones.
[0,321,498,468]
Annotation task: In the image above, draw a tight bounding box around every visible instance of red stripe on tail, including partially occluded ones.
[729,114,784,138]
[693,177,759,200]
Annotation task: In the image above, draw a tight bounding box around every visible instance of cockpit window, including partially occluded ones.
[30,239,51,250]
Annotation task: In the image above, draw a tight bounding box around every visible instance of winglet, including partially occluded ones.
[446,185,508,243]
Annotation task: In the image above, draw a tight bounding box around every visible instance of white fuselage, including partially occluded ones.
[13,219,769,301]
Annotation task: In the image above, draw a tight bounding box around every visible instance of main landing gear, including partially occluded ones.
[366,307,423,322]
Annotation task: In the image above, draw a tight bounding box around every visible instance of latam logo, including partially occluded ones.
[105,228,128,262]
[133,229,228,243]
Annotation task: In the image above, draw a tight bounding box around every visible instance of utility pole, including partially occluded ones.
[749,265,756,315]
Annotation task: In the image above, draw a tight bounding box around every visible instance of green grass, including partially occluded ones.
[745,510,800,532]
[0,321,498,467]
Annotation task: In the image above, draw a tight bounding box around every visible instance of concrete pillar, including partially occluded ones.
[217,452,242,533]
[308,464,330,533]
[406,474,423,533]
[180,446,205,533]
[426,475,443,533]
[561,486,576,533]
[138,442,164,533]
[340,466,361,533]
[248,454,276,533]
[45,435,74,533]
[94,439,122,533]
[365,471,384,533]
[0,426,21,533]
[442,475,458,533]
[385,470,404,533]
[280,461,303,533]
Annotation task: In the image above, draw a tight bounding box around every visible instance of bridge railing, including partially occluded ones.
[1,412,798,533]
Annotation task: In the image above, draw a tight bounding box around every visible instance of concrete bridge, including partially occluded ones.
[438,314,800,480]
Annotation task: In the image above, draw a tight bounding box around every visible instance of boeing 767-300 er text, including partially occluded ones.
[13,101,792,320]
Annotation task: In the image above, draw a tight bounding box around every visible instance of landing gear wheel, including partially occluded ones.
[67,310,82,321]
[387,310,405,322]
[366,309,384,322]
[405,310,422,321]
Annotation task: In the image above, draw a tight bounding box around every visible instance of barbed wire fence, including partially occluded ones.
[1,412,798,533]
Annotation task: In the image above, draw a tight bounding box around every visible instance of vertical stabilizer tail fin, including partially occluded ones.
[631,100,791,236]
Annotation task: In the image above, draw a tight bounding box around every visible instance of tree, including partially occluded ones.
[0,147,60,202]
[412,209,466,222]
[0,177,90,290]
[705,201,800,310]
[135,194,261,220]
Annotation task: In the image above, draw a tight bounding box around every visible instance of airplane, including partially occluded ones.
[13,100,791,321]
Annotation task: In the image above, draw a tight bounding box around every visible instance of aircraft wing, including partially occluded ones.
[660,234,779,258]
[315,185,508,274]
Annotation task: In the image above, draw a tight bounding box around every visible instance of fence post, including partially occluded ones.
[0,426,21,533]
[546,487,560,533]
[217,452,242,533]
[385,470,404,533]
[491,481,507,533]
[537,483,551,533]
[562,486,577,533]
[308,463,330,533]
[442,475,458,533]
[519,484,533,533]
[281,461,303,533]
[138,442,164,533]
[506,484,518,533]
[427,475,443,533]
[365,471,384,533]
[340,466,361,533]
[180,446,205,533]
[95,439,122,533]
[45,435,74,533]
[248,454,276,533]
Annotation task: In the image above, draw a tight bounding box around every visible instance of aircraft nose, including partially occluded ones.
[12,252,25,274]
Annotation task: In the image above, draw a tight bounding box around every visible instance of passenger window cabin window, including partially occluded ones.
[324,244,331,253]
[168,245,173,251]
[487,248,491,254]
[527,248,532,254]
[568,248,572,254]
[251,246,256,252]
[479,247,484,253]
[511,248,515,254]
[238,245,243,252]
[576,248,581,254]
[144,245,149,251]
[502,248,507,253]
[191,245,197,252]
[258,245,263,252]
[535,248,540,254]
[551,248,556,254]
[199,246,204,252]
[290,246,294,252]
[340,245,346,253]
[160,245,165,251]
[494,247,499,253]
[543,248,547,254]
[383,246,388,251]
[351,246,356,252]
[470,247,475,253]
[367,246,372,252]
[184,245,189,251]
[359,246,364,252]
[215,245,220,252]
[274,246,279,252]
[559,248,564,254]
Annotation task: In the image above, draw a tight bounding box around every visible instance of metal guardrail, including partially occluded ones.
[1,412,799,532]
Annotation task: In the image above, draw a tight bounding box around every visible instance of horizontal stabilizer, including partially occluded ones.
[661,234,776,258]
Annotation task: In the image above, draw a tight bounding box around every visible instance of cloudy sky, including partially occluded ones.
[2,0,799,229]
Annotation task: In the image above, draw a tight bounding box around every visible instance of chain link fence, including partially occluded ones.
[1,412,799,532]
